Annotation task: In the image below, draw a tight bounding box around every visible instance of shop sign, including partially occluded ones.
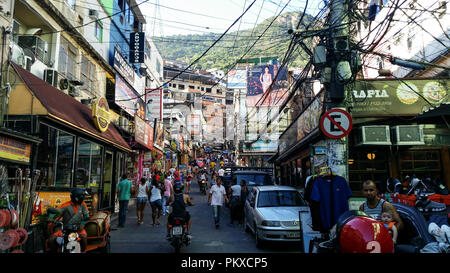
[92,97,111,133]
[129,32,145,64]
[0,135,31,163]
[178,133,184,151]
[351,79,449,116]
[134,115,154,150]
[113,49,135,86]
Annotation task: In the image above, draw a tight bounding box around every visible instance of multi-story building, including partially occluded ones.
[0,1,164,230]
[162,61,227,162]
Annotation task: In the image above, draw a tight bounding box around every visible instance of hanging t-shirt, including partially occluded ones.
[310,175,352,231]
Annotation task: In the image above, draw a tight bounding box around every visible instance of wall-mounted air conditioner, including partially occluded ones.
[44,69,58,87]
[391,125,424,145]
[356,125,392,146]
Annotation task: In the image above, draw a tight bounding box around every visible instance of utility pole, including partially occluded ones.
[322,0,353,181]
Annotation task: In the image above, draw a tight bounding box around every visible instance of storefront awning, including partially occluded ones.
[417,103,450,119]
[10,63,132,153]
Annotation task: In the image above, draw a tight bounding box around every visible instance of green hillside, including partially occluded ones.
[153,11,315,70]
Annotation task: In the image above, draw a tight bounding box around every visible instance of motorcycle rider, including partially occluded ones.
[47,188,90,253]
[166,183,192,240]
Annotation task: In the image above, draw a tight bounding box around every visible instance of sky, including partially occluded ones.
[139,0,325,37]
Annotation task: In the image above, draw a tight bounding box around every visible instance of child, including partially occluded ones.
[381,211,398,244]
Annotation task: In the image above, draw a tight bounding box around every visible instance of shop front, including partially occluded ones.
[275,90,325,188]
[7,63,132,217]
[348,78,450,195]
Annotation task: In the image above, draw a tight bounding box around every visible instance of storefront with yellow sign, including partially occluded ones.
[6,63,132,218]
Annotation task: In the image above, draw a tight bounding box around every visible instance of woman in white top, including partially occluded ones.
[149,179,163,226]
[136,177,149,224]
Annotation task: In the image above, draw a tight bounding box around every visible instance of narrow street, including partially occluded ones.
[110,177,302,253]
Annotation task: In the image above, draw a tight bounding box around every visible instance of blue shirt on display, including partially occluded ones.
[310,175,352,231]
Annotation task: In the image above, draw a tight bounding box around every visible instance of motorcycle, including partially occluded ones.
[49,221,82,253]
[200,179,207,195]
[168,216,190,253]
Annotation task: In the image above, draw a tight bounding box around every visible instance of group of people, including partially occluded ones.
[116,169,194,229]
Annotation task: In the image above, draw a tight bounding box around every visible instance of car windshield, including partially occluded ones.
[236,174,271,186]
[257,190,306,207]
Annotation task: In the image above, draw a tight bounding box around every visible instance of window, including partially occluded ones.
[206,88,212,93]
[75,138,103,189]
[59,37,78,80]
[36,125,75,187]
[95,21,103,42]
[257,191,306,207]
[178,84,185,90]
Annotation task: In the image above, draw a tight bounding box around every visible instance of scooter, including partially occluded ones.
[167,217,190,253]
[200,179,207,195]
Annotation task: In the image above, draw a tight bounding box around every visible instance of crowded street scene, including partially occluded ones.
[0,0,449,265]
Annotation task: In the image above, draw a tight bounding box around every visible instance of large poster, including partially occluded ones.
[145,88,163,121]
[246,64,289,107]
[154,119,164,151]
[351,78,449,117]
[115,75,145,119]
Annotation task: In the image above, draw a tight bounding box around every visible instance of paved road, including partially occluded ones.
[110,177,302,253]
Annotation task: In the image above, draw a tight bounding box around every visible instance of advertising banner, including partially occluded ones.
[154,119,164,151]
[115,75,145,119]
[32,191,96,224]
[351,78,449,117]
[0,135,31,163]
[135,115,154,150]
[145,88,163,121]
[297,91,325,141]
[243,140,278,152]
[246,64,289,107]
[227,69,247,89]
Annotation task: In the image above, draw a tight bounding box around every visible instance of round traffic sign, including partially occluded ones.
[320,108,353,139]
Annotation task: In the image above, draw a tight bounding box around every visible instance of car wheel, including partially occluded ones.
[254,223,263,248]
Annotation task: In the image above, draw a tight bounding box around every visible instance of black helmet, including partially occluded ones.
[71,188,88,204]
[174,183,183,194]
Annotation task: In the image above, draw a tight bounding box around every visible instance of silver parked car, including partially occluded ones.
[244,186,308,248]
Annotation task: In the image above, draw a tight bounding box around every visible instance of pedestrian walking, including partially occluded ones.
[208,177,229,228]
[117,174,133,228]
[228,180,242,225]
[162,174,173,216]
[149,179,163,226]
[136,177,149,224]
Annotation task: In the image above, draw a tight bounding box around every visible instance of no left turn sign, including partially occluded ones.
[320,108,353,139]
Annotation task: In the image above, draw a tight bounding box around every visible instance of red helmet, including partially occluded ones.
[336,210,394,253]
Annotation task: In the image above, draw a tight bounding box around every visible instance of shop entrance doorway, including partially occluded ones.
[101,150,113,209]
